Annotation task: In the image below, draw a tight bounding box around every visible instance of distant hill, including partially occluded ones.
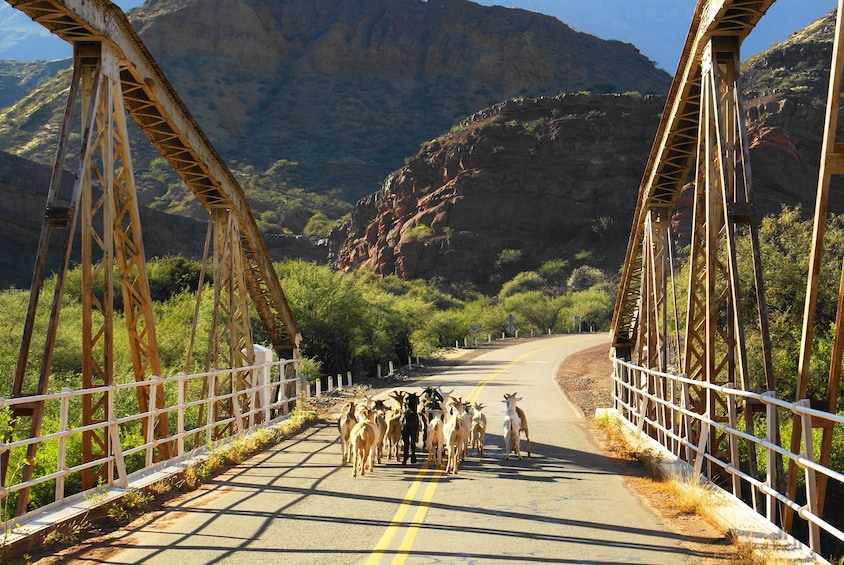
[329,10,841,292]
[0,0,670,211]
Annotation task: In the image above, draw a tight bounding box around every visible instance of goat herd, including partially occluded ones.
[337,386,531,478]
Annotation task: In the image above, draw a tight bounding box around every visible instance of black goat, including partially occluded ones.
[401,392,421,465]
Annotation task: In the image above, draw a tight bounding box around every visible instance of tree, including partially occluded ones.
[502,291,564,334]
[567,266,605,292]
[277,261,367,376]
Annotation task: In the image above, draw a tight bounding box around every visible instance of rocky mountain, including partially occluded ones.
[329,93,662,290]
[0,0,670,208]
[329,9,842,292]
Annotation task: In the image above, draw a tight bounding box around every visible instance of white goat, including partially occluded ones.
[502,394,523,460]
[470,402,487,455]
[424,409,445,467]
[505,392,531,457]
[444,397,469,474]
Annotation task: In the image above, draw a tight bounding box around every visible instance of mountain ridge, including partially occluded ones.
[0,0,671,206]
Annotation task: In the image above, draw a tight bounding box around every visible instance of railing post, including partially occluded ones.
[296,369,305,410]
[635,367,650,436]
[109,382,128,488]
[337,373,343,391]
[764,391,777,523]
[620,363,630,417]
[682,379,694,466]
[347,371,352,388]
[725,383,741,498]
[145,377,160,469]
[55,388,72,502]
[177,373,186,457]
[279,372,289,416]
[797,399,821,553]
[316,378,322,397]
[206,372,215,446]
[231,370,245,437]
[262,364,272,424]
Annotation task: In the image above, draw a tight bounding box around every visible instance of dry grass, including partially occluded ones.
[727,532,793,565]
[595,411,811,565]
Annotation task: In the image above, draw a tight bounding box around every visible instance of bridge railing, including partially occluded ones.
[611,357,842,555]
[0,358,300,524]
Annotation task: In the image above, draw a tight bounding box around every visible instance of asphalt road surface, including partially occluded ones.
[58,334,713,564]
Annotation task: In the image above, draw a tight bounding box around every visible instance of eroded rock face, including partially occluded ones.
[330,94,666,288]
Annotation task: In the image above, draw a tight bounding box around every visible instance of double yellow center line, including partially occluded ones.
[365,339,577,564]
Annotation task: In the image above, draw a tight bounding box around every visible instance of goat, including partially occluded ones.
[384,392,405,461]
[424,408,445,467]
[470,402,487,455]
[419,386,444,445]
[502,393,532,459]
[350,406,376,477]
[401,392,421,465]
[384,406,402,461]
[451,397,471,462]
[504,392,531,457]
[337,401,357,465]
[371,399,389,464]
[444,397,469,474]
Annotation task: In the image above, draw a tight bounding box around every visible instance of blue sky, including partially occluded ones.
[3,0,839,72]
[471,0,838,72]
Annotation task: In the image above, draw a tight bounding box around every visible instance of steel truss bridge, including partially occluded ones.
[610,0,844,556]
[3,0,844,559]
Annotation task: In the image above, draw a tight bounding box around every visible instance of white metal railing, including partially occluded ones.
[611,357,844,556]
[0,355,302,527]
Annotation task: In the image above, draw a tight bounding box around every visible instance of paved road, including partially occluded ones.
[60,334,713,564]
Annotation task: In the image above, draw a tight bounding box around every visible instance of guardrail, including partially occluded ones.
[611,357,842,556]
[0,356,301,526]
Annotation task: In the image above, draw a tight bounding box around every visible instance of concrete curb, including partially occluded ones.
[595,408,829,564]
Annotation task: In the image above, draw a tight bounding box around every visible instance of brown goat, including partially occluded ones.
[337,401,357,465]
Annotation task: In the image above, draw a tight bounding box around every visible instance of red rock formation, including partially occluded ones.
[330,94,665,289]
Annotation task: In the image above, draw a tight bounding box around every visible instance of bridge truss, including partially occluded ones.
[611,0,844,543]
[3,0,300,514]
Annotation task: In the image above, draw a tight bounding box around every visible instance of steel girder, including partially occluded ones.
[611,0,777,355]
[7,43,170,512]
[610,0,779,499]
[787,0,844,529]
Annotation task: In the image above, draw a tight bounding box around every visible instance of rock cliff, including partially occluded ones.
[330,93,664,290]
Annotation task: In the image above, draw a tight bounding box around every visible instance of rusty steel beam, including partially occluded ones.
[7,0,300,358]
[611,0,776,354]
